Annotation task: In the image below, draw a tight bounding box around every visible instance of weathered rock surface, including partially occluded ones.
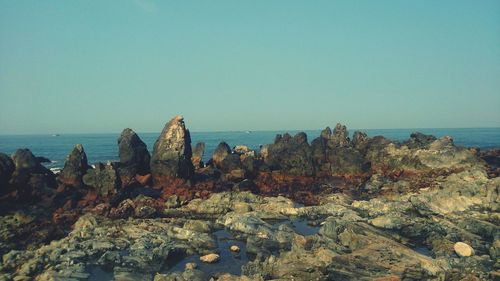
[1,166,499,280]
[82,163,120,197]
[0,153,15,195]
[406,132,438,149]
[0,214,216,281]
[312,124,369,175]
[265,132,315,176]
[191,142,205,169]
[481,149,500,177]
[359,134,484,175]
[351,131,369,151]
[117,128,151,185]
[58,144,89,187]
[328,123,351,148]
[211,142,232,169]
[0,119,498,281]
[234,145,256,160]
[9,149,56,199]
[151,115,194,186]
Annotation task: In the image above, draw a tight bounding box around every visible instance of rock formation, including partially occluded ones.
[11,148,40,170]
[0,118,497,281]
[58,144,89,187]
[328,123,350,148]
[82,162,120,197]
[150,115,194,186]
[233,145,255,160]
[405,132,437,149]
[211,142,231,168]
[266,132,314,176]
[0,153,15,195]
[191,142,205,169]
[312,124,368,175]
[9,149,56,199]
[351,131,369,151]
[117,128,151,186]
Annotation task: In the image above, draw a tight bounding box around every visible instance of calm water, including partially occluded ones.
[0,128,499,169]
[165,229,248,276]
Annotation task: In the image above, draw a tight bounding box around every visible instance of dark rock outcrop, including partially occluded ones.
[327,147,368,174]
[211,142,231,168]
[480,149,500,177]
[82,163,120,197]
[220,154,243,173]
[327,123,350,148]
[0,153,15,195]
[58,144,89,187]
[406,132,437,149]
[241,156,261,178]
[311,135,328,172]
[150,116,194,187]
[312,125,369,175]
[351,131,369,152]
[265,132,314,176]
[220,154,246,181]
[118,128,150,174]
[117,129,150,186]
[191,142,205,169]
[9,149,56,199]
[35,157,51,164]
[481,149,500,168]
[208,142,246,181]
[11,149,40,170]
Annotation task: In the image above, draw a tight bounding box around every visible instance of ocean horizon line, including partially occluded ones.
[1,126,499,137]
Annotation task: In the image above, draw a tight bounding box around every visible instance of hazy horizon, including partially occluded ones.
[1,1,499,134]
[1,125,499,137]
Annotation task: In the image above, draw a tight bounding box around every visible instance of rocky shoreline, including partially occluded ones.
[0,115,499,280]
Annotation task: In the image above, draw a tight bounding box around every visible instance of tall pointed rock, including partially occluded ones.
[59,144,89,187]
[117,128,150,186]
[150,115,194,187]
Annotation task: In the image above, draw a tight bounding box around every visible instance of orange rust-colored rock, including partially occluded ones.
[136,173,152,186]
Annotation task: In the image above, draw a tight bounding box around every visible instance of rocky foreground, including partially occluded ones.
[0,116,499,281]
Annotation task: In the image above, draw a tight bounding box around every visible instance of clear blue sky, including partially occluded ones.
[0,0,499,134]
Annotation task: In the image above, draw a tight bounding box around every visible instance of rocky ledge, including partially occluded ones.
[0,115,498,281]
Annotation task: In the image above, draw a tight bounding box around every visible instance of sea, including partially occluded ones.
[0,128,499,171]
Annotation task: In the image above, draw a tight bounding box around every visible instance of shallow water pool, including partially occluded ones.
[165,229,249,276]
[268,217,321,236]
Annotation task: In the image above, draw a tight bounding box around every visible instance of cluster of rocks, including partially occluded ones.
[0,115,499,280]
[0,115,490,207]
[2,167,498,280]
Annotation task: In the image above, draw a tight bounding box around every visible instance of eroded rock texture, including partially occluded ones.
[191,142,205,169]
[9,149,56,199]
[312,124,368,175]
[0,153,15,195]
[58,144,89,187]
[151,116,194,187]
[211,142,231,169]
[0,119,498,281]
[265,132,315,176]
[82,163,120,197]
[117,128,151,186]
